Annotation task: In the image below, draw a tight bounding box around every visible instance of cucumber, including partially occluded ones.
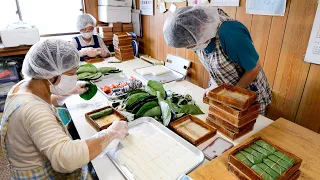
[125,93,149,107]
[136,101,159,118]
[89,108,113,120]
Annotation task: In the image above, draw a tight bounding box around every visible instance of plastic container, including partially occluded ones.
[0,65,20,83]
[0,95,6,112]
[98,0,132,7]
[98,6,132,23]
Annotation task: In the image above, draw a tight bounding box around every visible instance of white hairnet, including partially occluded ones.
[76,14,96,31]
[163,6,221,48]
[22,39,80,79]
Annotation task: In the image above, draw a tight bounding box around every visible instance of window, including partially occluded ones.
[0,0,83,35]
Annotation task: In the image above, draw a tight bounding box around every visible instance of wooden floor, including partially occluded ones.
[0,113,10,180]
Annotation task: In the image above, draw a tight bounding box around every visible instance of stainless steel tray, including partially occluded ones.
[133,65,184,84]
[92,72,130,100]
[106,117,205,180]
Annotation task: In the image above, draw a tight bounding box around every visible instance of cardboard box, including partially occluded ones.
[98,6,131,23]
[1,28,40,47]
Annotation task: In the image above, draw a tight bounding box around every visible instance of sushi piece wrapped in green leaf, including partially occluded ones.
[251,165,275,180]
[257,163,280,179]
[235,152,253,167]
[268,155,291,169]
[255,140,276,153]
[241,151,262,164]
[244,147,266,159]
[251,144,273,156]
[263,159,287,175]
[274,151,295,166]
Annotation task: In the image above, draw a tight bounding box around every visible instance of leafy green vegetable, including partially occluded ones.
[251,165,275,180]
[98,67,117,74]
[143,106,162,117]
[77,72,93,80]
[178,104,204,115]
[175,113,186,119]
[136,100,159,118]
[77,64,97,74]
[148,80,166,98]
[157,91,171,126]
[125,89,147,98]
[145,86,157,96]
[130,96,158,113]
[177,99,188,106]
[80,83,98,100]
[125,93,149,107]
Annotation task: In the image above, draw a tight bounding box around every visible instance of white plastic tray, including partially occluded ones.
[106,117,205,180]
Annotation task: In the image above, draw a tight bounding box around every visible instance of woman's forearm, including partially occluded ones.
[236,62,261,88]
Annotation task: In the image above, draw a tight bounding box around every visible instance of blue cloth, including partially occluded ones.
[74,35,100,61]
[57,107,72,126]
[204,21,259,71]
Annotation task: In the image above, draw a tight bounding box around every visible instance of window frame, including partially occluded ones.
[14,0,84,36]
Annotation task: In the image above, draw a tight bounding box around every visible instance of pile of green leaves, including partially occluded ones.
[76,64,122,81]
[122,80,204,126]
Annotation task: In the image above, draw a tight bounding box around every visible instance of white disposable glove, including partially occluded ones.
[55,81,89,106]
[94,120,128,149]
[67,81,89,95]
[95,48,110,58]
[86,48,101,57]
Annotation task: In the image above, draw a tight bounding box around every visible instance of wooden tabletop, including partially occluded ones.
[189,118,320,180]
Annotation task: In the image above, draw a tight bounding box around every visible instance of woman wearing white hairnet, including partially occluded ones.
[163,7,272,115]
[71,14,110,61]
[0,39,127,179]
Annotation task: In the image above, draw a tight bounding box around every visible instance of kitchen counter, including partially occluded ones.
[189,118,320,180]
[65,57,274,180]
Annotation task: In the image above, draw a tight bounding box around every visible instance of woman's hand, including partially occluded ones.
[67,81,89,95]
[96,48,110,58]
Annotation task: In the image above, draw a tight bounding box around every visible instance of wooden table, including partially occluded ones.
[189,118,320,180]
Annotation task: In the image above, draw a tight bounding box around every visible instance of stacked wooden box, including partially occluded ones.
[98,23,134,41]
[113,33,134,61]
[206,84,260,140]
[122,23,134,32]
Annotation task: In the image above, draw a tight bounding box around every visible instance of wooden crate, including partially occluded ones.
[207,113,256,133]
[169,114,217,146]
[85,106,127,131]
[208,84,258,110]
[210,101,260,118]
[228,137,302,180]
[206,116,254,140]
[84,57,105,64]
[228,163,301,180]
[113,39,132,46]
[209,104,259,128]
[203,96,209,104]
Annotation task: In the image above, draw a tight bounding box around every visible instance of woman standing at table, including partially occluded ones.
[163,7,272,115]
[0,39,127,179]
[71,14,110,61]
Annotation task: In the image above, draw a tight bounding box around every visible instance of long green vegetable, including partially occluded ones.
[257,163,280,179]
[274,151,295,165]
[251,165,275,180]
[89,108,113,120]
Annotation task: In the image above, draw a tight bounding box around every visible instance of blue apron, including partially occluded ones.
[74,35,100,61]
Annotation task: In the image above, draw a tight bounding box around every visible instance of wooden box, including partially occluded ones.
[203,96,209,104]
[228,163,301,180]
[169,114,217,146]
[85,106,127,131]
[207,113,256,133]
[113,39,132,46]
[206,116,254,140]
[114,46,133,54]
[84,57,105,64]
[209,102,259,128]
[228,137,302,180]
[208,84,258,110]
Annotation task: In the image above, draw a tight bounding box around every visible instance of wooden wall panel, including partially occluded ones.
[83,0,98,21]
[235,0,252,30]
[263,0,291,86]
[249,15,272,66]
[295,65,320,132]
[218,7,237,18]
[268,0,316,121]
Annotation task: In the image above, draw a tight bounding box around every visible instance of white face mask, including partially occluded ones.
[81,31,93,39]
[49,75,77,95]
[189,40,211,50]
